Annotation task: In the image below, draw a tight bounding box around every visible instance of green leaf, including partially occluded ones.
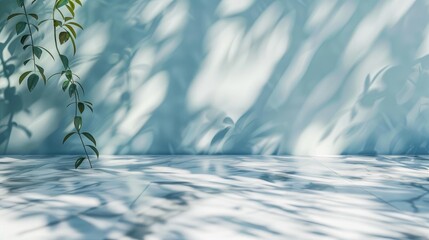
[15,22,26,34]
[33,46,42,59]
[54,19,62,27]
[86,145,99,158]
[66,102,75,108]
[30,23,39,32]
[36,65,45,82]
[86,104,93,112]
[23,59,31,65]
[69,0,75,10]
[20,34,29,44]
[62,80,70,91]
[56,0,69,8]
[75,156,85,169]
[38,19,51,25]
[39,46,55,60]
[68,21,83,30]
[75,0,82,6]
[69,32,77,54]
[19,71,31,84]
[66,70,72,80]
[16,0,24,7]
[36,65,46,84]
[75,81,84,94]
[78,102,85,113]
[74,116,82,131]
[65,17,73,22]
[59,31,69,44]
[65,24,77,38]
[27,73,39,92]
[60,54,69,68]
[57,9,66,20]
[68,83,76,97]
[63,131,76,143]
[66,5,75,17]
[23,44,30,50]
[82,132,96,146]
[7,13,23,20]
[29,13,38,20]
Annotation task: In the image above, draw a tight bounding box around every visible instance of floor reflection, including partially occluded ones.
[0,155,428,239]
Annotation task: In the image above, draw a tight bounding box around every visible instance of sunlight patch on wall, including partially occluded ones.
[100,72,168,154]
[342,0,414,67]
[416,18,429,58]
[75,22,109,79]
[154,1,188,40]
[293,122,344,155]
[349,42,392,94]
[187,2,291,121]
[130,45,156,82]
[10,107,59,153]
[140,0,173,24]
[118,71,169,135]
[305,0,337,32]
[292,42,393,155]
[180,109,228,154]
[93,45,155,106]
[131,131,154,153]
[269,1,355,108]
[217,0,254,16]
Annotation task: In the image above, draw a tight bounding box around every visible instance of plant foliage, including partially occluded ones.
[7,0,98,169]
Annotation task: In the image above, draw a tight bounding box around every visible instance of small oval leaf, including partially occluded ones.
[20,34,29,44]
[27,73,39,92]
[68,83,76,97]
[29,13,38,20]
[7,13,23,20]
[86,145,99,158]
[63,131,76,143]
[16,0,24,7]
[78,102,85,113]
[33,46,42,59]
[60,54,69,68]
[59,31,69,44]
[15,22,26,35]
[36,65,46,84]
[75,156,85,169]
[19,71,32,84]
[66,70,72,80]
[82,132,96,146]
[56,0,69,8]
[74,116,82,131]
[62,80,70,91]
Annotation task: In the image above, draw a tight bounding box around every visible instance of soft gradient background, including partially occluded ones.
[1,0,429,155]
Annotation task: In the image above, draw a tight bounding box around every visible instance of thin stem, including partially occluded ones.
[53,5,92,168]
[22,3,36,72]
[70,63,91,168]
[78,132,92,168]
[75,93,92,168]
[52,8,62,65]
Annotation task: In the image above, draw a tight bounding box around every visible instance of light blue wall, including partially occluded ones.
[2,0,429,155]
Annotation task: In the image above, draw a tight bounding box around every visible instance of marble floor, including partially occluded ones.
[0,155,428,239]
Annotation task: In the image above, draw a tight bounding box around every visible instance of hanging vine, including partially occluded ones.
[7,0,99,169]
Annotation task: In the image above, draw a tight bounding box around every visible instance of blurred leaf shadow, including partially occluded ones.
[0,2,32,154]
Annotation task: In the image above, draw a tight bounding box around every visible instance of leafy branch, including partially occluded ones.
[8,0,52,92]
[7,0,98,169]
[51,0,98,169]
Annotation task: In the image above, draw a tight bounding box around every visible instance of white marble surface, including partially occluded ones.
[0,155,428,239]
